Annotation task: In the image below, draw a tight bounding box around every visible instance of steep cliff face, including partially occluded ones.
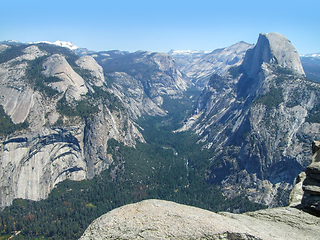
[178,33,320,207]
[0,43,144,209]
[107,72,166,119]
[90,50,189,107]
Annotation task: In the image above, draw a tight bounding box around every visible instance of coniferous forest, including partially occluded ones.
[0,88,266,240]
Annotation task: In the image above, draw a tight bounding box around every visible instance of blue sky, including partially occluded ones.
[1,0,319,54]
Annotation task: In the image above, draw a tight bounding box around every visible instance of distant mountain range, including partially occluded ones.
[300,53,320,58]
[300,54,320,82]
[1,34,320,239]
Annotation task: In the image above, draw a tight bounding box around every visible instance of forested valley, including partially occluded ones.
[0,88,266,240]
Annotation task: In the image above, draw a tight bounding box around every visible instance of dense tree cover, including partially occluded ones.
[228,65,242,78]
[0,88,266,239]
[56,95,99,120]
[25,56,60,97]
[0,105,28,136]
[255,85,283,109]
[306,103,320,123]
[0,44,27,64]
[89,85,125,113]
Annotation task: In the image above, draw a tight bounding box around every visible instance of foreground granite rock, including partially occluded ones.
[301,140,320,213]
[80,199,320,240]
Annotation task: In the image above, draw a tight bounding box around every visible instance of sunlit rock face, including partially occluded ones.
[0,43,145,209]
[242,32,305,78]
[169,41,254,88]
[80,199,320,240]
[90,50,190,108]
[178,33,320,207]
[0,41,190,210]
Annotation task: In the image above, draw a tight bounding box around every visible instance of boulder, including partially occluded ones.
[288,172,306,206]
[312,140,320,162]
[306,162,320,181]
[80,199,320,240]
[301,141,320,212]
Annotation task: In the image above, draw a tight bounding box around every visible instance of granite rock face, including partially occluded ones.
[108,72,166,119]
[0,42,190,210]
[0,127,86,207]
[169,41,253,88]
[75,55,105,87]
[301,141,320,213]
[90,50,189,107]
[177,33,320,207]
[42,54,88,101]
[80,199,320,240]
[242,33,305,78]
[0,45,47,125]
[0,43,145,209]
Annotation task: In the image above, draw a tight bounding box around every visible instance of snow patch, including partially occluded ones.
[28,40,79,50]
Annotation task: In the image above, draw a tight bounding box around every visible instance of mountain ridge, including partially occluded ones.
[176,32,320,207]
[0,40,192,210]
[1,33,320,238]
[169,41,254,89]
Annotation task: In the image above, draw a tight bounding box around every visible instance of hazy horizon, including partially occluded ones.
[1,0,319,55]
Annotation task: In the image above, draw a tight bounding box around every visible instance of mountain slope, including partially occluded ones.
[169,41,253,88]
[0,43,144,209]
[178,33,319,207]
[0,41,194,210]
[90,50,189,108]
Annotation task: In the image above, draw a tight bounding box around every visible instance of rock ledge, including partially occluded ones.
[80,199,320,240]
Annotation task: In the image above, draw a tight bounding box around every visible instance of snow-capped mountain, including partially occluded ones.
[300,53,320,58]
[25,40,79,50]
[52,40,79,50]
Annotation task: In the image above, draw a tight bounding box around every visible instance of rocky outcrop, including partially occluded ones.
[288,172,306,207]
[242,33,305,78]
[75,55,105,87]
[0,43,145,209]
[81,141,320,239]
[80,199,320,240]
[83,104,145,179]
[0,127,86,207]
[91,50,189,107]
[301,140,320,212]
[42,54,88,101]
[108,72,166,119]
[0,45,47,125]
[177,33,320,207]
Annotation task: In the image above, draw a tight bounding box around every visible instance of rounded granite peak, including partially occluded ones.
[262,32,305,75]
[243,32,305,77]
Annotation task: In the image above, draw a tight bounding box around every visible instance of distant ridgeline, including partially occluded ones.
[0,34,320,239]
